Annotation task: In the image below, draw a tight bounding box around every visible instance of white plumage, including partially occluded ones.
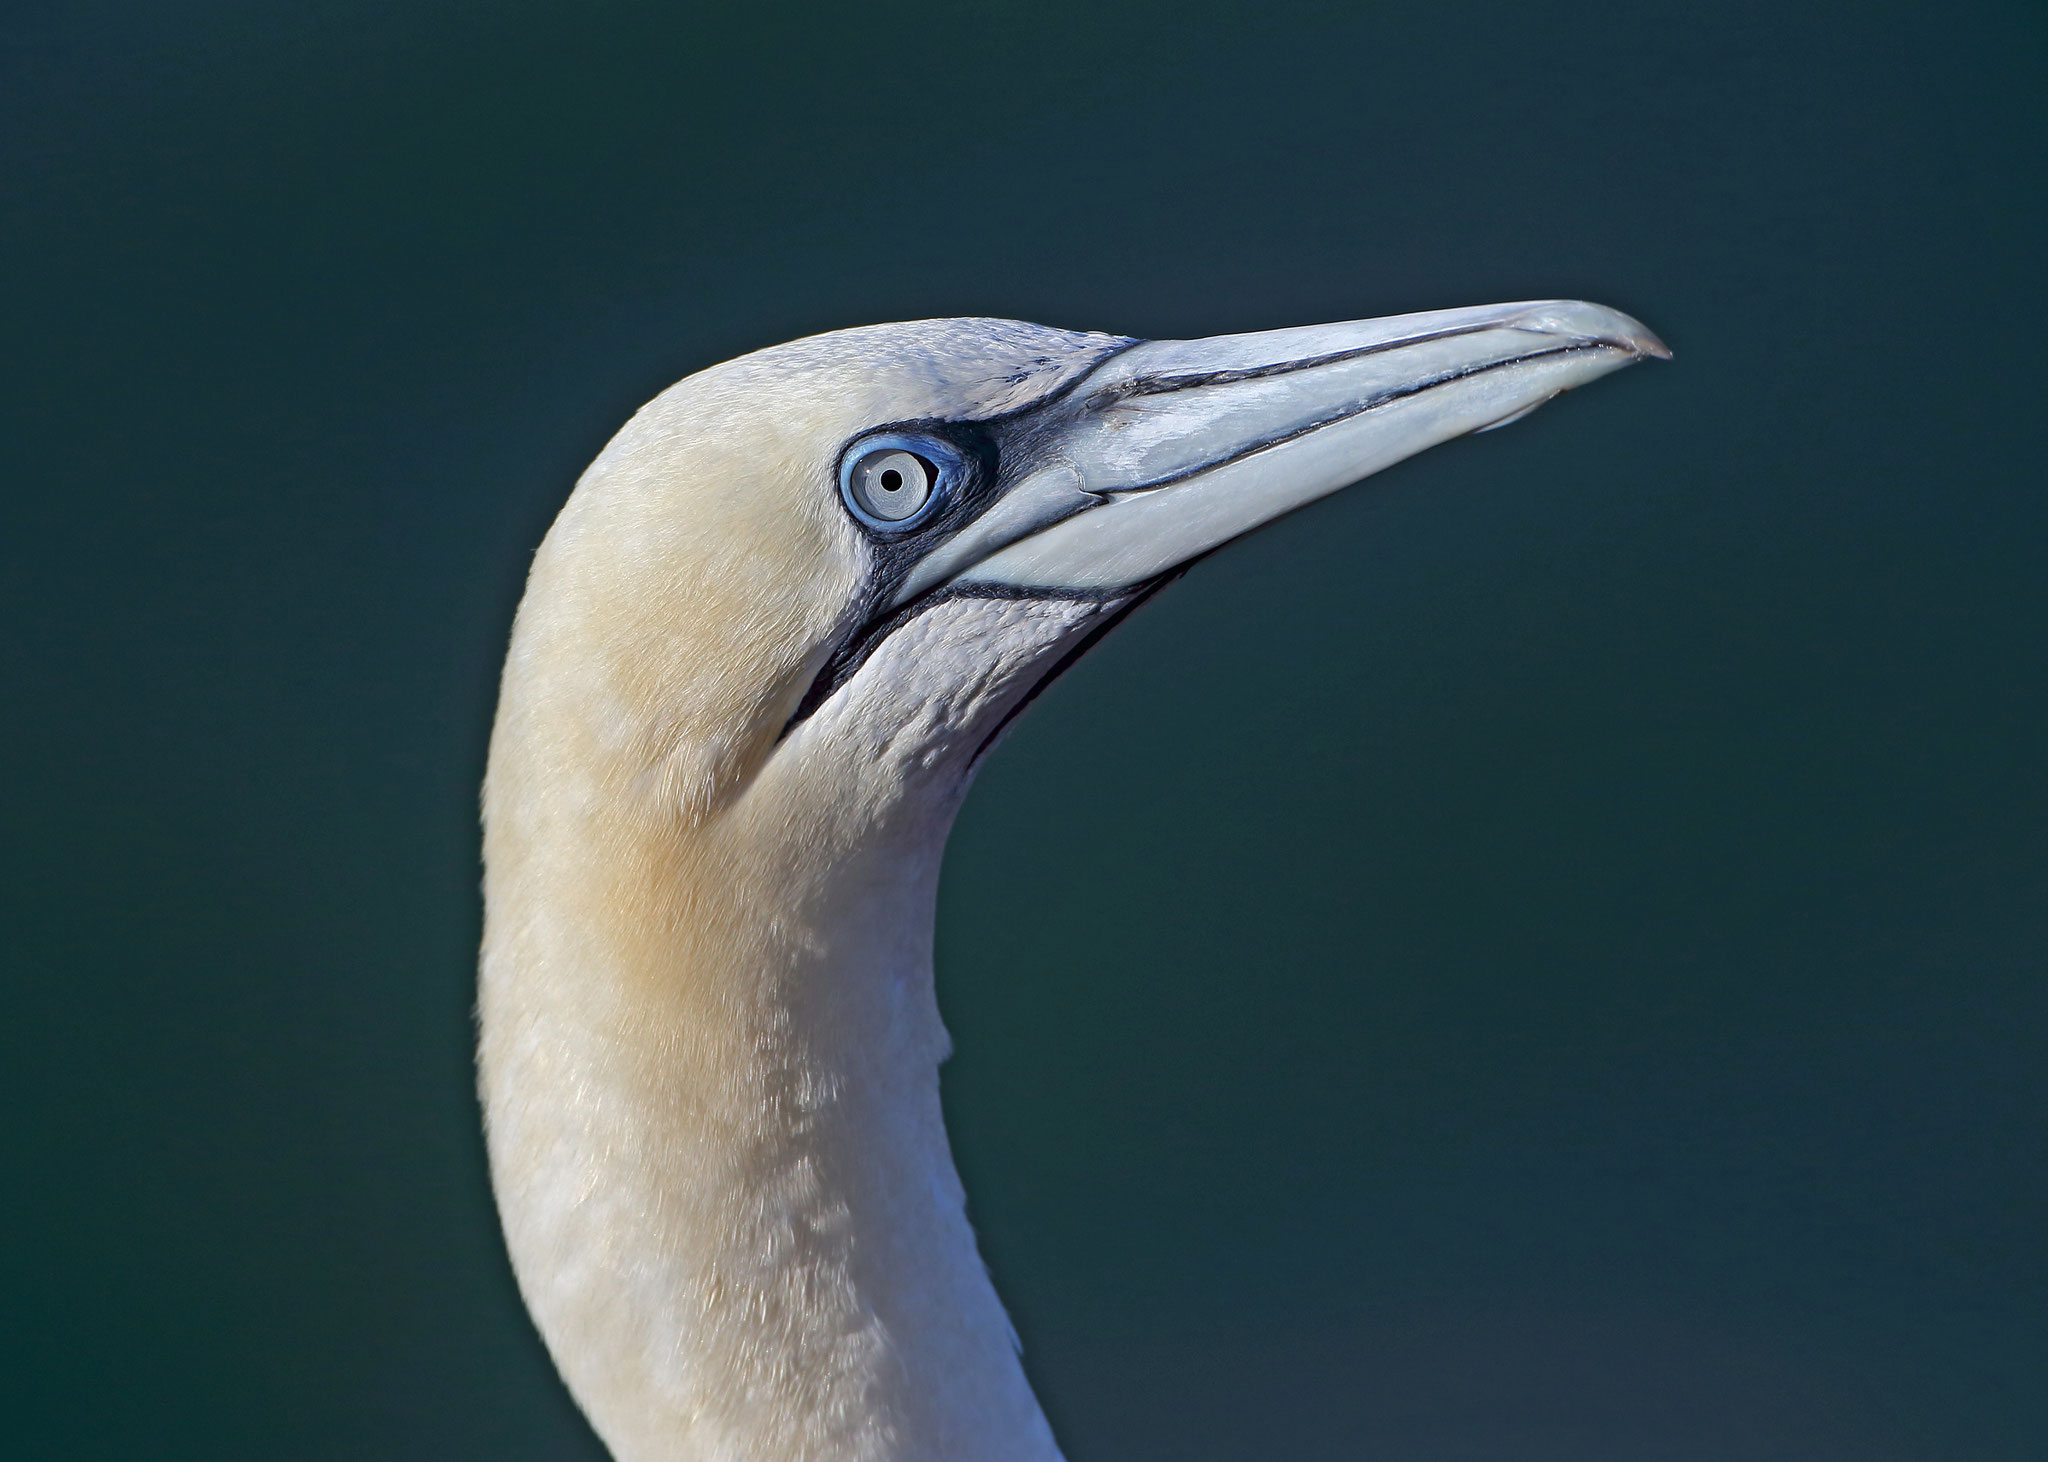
[479,304,1663,1461]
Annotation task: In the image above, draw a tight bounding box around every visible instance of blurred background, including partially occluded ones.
[4,2,2042,1458]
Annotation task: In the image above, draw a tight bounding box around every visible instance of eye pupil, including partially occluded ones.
[844,445,939,527]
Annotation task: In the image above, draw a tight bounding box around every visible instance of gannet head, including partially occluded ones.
[482,301,1665,1462]
[503,303,1665,832]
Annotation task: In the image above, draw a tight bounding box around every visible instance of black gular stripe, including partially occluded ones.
[966,570,1180,768]
[779,582,1135,740]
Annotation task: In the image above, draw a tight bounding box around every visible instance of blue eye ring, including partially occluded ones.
[838,432,960,534]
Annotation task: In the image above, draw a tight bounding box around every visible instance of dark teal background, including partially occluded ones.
[4,2,2042,1457]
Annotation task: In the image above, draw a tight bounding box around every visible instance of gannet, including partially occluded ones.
[478,301,1667,1462]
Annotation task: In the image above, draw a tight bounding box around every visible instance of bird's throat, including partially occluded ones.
[478,597,1114,1462]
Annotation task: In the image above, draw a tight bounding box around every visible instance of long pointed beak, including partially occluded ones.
[899,300,1666,602]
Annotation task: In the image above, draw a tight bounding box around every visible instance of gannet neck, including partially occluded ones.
[476,306,1664,1462]
[481,555,1113,1460]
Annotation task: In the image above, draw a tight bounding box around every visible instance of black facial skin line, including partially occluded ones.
[852,418,1003,599]
[966,569,1181,768]
[783,329,1607,740]
[824,339,1148,615]
[779,414,1025,740]
[777,581,1136,740]
[783,338,1149,740]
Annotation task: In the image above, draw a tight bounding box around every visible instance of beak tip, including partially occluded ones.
[1515,301,1670,362]
[1597,307,1671,362]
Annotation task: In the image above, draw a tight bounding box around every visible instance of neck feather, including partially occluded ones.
[479,597,1110,1462]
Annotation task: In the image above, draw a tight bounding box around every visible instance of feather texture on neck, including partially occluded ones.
[481,563,1117,1460]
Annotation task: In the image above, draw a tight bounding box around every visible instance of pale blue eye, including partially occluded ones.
[849,449,931,522]
[840,434,956,532]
